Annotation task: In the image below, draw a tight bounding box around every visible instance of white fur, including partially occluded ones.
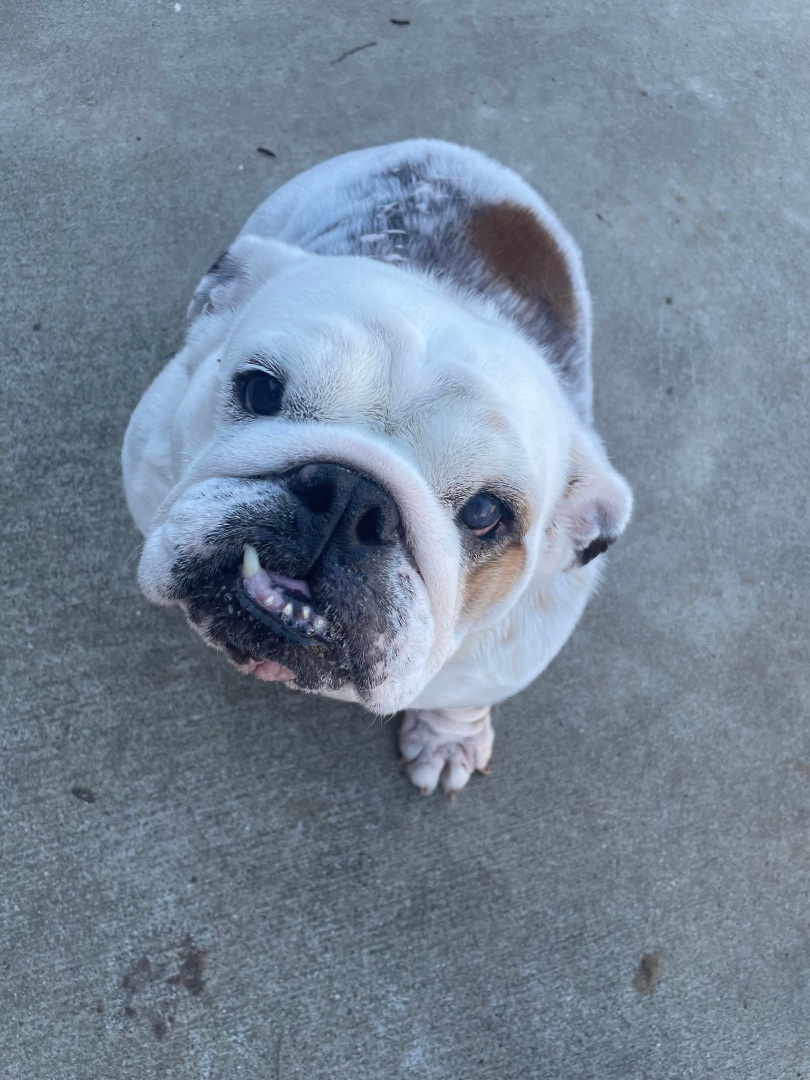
[123,139,631,795]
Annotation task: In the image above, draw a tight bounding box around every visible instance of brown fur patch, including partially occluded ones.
[483,409,509,431]
[463,544,526,620]
[467,201,577,328]
[497,619,519,648]
[530,588,553,613]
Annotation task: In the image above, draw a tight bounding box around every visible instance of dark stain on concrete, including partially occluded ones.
[70,786,96,803]
[284,797,328,820]
[120,939,206,1040]
[122,955,151,993]
[166,937,206,996]
[634,951,665,995]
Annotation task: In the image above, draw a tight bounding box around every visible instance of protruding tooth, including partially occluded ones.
[282,603,294,617]
[242,544,261,577]
[300,606,311,620]
[313,616,328,632]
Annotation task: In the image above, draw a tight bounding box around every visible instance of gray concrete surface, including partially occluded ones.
[2,2,809,1077]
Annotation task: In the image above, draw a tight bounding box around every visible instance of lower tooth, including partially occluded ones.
[282,603,294,617]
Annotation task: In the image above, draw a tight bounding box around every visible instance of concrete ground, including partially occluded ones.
[2,2,809,1077]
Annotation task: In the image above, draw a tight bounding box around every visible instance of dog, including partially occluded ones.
[122,139,631,797]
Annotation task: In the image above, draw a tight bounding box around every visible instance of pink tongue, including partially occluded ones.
[246,567,311,599]
[238,658,295,682]
[252,660,295,682]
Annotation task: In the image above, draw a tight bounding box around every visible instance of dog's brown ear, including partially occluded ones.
[553,429,632,568]
[187,235,304,326]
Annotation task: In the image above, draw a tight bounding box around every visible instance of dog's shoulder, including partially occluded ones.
[239,140,593,422]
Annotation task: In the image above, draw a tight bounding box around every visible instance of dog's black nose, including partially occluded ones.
[287,463,402,569]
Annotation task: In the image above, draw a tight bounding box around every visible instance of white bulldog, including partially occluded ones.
[123,139,631,797]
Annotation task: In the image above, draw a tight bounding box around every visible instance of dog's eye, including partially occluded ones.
[237,371,284,417]
[458,493,504,537]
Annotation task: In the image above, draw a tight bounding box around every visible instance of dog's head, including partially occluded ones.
[123,235,631,713]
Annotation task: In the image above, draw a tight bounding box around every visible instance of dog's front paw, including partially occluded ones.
[399,706,494,798]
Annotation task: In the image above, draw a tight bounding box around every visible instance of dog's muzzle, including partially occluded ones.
[170,463,409,695]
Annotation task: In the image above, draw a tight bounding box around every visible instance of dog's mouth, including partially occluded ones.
[180,537,367,693]
[239,543,331,645]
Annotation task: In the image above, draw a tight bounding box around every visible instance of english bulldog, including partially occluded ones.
[122,139,631,797]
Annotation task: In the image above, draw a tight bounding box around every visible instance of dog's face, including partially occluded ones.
[124,236,630,713]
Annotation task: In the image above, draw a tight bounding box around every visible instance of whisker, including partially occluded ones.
[121,540,145,574]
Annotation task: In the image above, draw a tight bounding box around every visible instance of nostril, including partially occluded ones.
[288,463,401,551]
[298,481,334,514]
[355,507,383,546]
